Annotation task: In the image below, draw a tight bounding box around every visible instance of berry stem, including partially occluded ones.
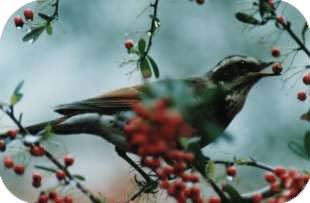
[115,147,153,183]
[282,22,310,58]
[140,0,160,63]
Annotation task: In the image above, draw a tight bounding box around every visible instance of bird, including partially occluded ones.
[24,55,276,151]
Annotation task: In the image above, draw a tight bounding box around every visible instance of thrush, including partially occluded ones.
[25,55,276,150]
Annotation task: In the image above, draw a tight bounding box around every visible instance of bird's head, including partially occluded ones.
[205,55,278,127]
[209,55,276,92]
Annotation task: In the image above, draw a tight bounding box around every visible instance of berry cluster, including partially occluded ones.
[259,167,309,203]
[2,140,75,203]
[3,155,25,175]
[35,191,73,203]
[14,8,34,29]
[270,48,283,75]
[124,99,205,203]
[296,72,310,101]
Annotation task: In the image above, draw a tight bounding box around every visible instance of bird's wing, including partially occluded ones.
[54,77,204,116]
[54,85,145,116]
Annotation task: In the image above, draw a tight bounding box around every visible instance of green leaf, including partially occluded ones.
[41,125,55,140]
[73,174,86,181]
[179,137,190,148]
[302,23,309,43]
[139,58,152,79]
[38,13,52,21]
[11,81,24,105]
[222,184,244,203]
[259,1,274,18]
[138,38,146,54]
[206,161,216,178]
[288,141,308,159]
[304,131,310,157]
[97,193,106,203]
[235,12,261,25]
[13,81,24,95]
[23,26,46,43]
[147,56,160,78]
[35,165,57,173]
[46,24,53,36]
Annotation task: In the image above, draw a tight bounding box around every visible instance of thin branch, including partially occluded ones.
[140,0,160,62]
[2,106,102,203]
[283,22,310,58]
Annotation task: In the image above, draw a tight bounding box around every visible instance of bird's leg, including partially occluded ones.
[115,147,153,184]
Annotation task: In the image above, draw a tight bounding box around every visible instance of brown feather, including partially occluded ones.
[54,78,206,116]
[54,85,145,116]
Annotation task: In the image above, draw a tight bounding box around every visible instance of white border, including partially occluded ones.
[0,0,309,202]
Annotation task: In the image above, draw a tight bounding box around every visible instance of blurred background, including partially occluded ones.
[0,0,309,202]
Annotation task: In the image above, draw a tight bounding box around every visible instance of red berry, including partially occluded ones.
[167,186,175,196]
[194,197,205,203]
[264,172,276,183]
[288,169,299,179]
[168,150,184,161]
[176,194,186,203]
[24,9,34,21]
[160,179,170,189]
[182,174,199,183]
[162,165,174,176]
[270,183,280,192]
[252,193,263,203]
[274,166,286,177]
[272,63,283,74]
[267,199,277,203]
[14,164,25,175]
[271,48,281,57]
[32,172,42,183]
[183,152,194,163]
[64,196,73,203]
[174,161,186,174]
[277,16,285,25]
[30,146,45,157]
[172,180,186,192]
[226,166,237,177]
[32,181,41,188]
[39,194,49,203]
[7,130,17,139]
[3,156,14,169]
[64,155,75,167]
[297,91,307,101]
[191,186,201,197]
[55,197,64,203]
[208,196,221,203]
[49,191,58,200]
[196,0,205,5]
[0,139,6,152]
[14,16,24,28]
[56,170,66,180]
[303,73,310,85]
[124,39,134,49]
[142,157,161,169]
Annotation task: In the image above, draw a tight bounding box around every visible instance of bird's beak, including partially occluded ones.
[256,61,280,77]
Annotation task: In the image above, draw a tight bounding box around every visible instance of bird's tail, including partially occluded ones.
[23,114,128,151]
